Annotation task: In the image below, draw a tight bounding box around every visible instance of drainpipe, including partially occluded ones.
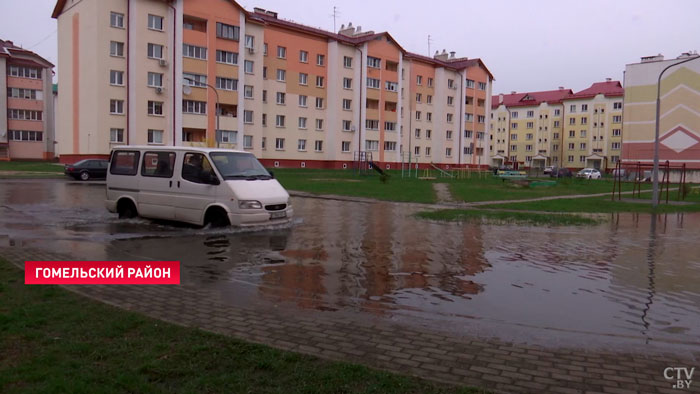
[458,69,463,166]
[505,109,510,165]
[560,103,566,171]
[356,46,363,156]
[166,1,177,146]
[126,0,130,145]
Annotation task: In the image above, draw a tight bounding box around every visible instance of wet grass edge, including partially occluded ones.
[416,208,602,226]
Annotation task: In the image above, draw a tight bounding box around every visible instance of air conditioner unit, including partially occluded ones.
[158,59,168,67]
[247,47,255,54]
[155,87,164,94]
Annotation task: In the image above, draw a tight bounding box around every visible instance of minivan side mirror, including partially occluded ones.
[205,172,220,185]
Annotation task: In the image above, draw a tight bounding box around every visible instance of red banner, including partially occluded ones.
[25,261,180,285]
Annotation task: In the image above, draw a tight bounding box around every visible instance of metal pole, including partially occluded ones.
[652,55,699,207]
[183,77,219,148]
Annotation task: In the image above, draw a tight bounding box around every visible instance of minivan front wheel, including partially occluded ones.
[204,207,230,228]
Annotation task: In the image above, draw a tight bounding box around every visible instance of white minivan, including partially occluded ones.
[105,146,293,227]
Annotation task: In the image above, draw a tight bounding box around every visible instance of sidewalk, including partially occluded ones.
[4,247,697,393]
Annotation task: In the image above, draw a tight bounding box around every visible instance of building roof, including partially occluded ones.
[568,80,624,100]
[0,39,54,67]
[492,88,573,109]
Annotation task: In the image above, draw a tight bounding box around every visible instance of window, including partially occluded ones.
[299,95,307,107]
[385,81,397,91]
[579,155,586,163]
[110,41,124,57]
[244,85,253,98]
[8,109,42,120]
[416,75,423,85]
[580,142,587,150]
[244,60,254,74]
[316,54,325,66]
[367,77,380,89]
[276,115,286,127]
[478,115,485,123]
[366,140,379,151]
[182,100,206,114]
[342,99,352,110]
[613,115,622,123]
[426,129,432,139]
[425,147,431,156]
[106,70,123,86]
[342,141,351,152]
[427,95,432,104]
[183,44,207,59]
[510,133,517,140]
[276,69,286,82]
[581,104,588,111]
[297,139,306,151]
[614,102,622,110]
[526,133,533,140]
[342,120,352,131]
[414,146,420,155]
[569,118,576,125]
[298,117,307,129]
[384,122,396,131]
[218,130,237,143]
[581,117,588,125]
[569,104,576,112]
[216,22,239,41]
[554,120,560,128]
[216,50,238,65]
[316,76,324,87]
[343,56,352,68]
[511,145,517,152]
[414,128,421,138]
[466,79,475,88]
[110,12,124,28]
[216,77,238,91]
[526,122,534,129]
[447,96,454,106]
[110,128,124,143]
[110,151,140,176]
[299,50,308,63]
[315,119,324,130]
[511,111,519,119]
[315,97,324,109]
[554,109,561,116]
[526,110,534,118]
[147,43,163,59]
[367,56,381,68]
[446,148,452,157]
[7,66,40,79]
[314,140,323,152]
[148,14,163,30]
[244,110,253,124]
[447,113,453,122]
[612,142,621,150]
[147,72,163,87]
[613,129,621,137]
[416,93,422,103]
[183,73,206,87]
[478,82,486,90]
[110,99,124,114]
[581,130,587,137]
[299,73,308,85]
[243,135,253,149]
[415,111,421,120]
[277,46,286,59]
[343,77,353,89]
[276,92,286,105]
[245,35,254,50]
[446,130,453,140]
[366,120,379,130]
[141,151,175,178]
[568,143,575,149]
[147,129,164,144]
[262,90,267,102]
[384,141,396,151]
[511,123,517,129]
[147,101,163,115]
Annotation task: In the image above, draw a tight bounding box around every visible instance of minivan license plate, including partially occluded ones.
[270,211,286,219]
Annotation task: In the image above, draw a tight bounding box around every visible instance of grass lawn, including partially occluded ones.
[480,195,700,214]
[447,176,650,203]
[0,259,480,394]
[0,161,63,173]
[416,209,601,226]
[273,169,437,204]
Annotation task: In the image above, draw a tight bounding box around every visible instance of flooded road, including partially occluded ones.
[2,179,700,352]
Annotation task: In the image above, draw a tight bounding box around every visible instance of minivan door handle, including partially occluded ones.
[169,180,172,188]
[178,181,180,188]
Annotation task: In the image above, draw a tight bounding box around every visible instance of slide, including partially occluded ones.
[430,163,454,178]
[369,162,386,176]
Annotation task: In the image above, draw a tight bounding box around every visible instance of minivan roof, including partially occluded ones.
[111,145,251,154]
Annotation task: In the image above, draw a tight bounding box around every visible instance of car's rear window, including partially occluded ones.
[110,151,140,176]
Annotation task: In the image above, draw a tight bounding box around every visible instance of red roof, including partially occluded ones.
[0,39,53,67]
[403,53,494,79]
[569,80,624,99]
[492,88,573,109]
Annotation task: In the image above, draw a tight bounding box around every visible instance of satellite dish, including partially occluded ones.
[183,85,192,95]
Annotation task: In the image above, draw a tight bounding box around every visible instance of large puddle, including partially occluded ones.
[2,179,700,352]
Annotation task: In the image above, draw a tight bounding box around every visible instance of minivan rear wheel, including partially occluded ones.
[118,199,138,219]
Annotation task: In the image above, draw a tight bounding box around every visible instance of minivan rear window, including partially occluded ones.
[142,151,176,178]
[110,151,140,175]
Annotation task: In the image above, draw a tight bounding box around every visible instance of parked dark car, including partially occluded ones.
[549,167,573,178]
[65,159,109,181]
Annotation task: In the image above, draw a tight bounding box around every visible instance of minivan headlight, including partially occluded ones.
[238,200,263,209]
[287,198,292,207]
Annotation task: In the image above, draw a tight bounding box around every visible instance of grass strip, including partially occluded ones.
[416,209,601,226]
[0,259,481,394]
[0,161,64,173]
[480,196,700,214]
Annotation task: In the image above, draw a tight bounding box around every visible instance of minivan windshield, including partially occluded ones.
[209,152,272,180]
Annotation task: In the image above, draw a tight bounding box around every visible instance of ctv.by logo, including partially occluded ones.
[664,367,694,390]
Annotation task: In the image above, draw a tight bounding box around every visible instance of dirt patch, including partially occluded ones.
[432,183,455,203]
[309,178,361,183]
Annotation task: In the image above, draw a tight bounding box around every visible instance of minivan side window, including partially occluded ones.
[182,153,216,184]
[110,151,140,175]
[141,151,176,178]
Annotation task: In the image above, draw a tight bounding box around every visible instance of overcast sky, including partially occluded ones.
[2,0,699,94]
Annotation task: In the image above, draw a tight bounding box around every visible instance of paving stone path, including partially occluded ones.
[5,247,698,394]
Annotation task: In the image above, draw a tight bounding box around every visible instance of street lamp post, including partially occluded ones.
[183,77,220,148]
[652,55,699,207]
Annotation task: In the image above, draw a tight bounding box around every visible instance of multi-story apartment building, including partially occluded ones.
[52,0,493,168]
[0,39,55,160]
[490,80,623,170]
[560,80,624,171]
[622,52,700,181]
[490,88,571,168]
